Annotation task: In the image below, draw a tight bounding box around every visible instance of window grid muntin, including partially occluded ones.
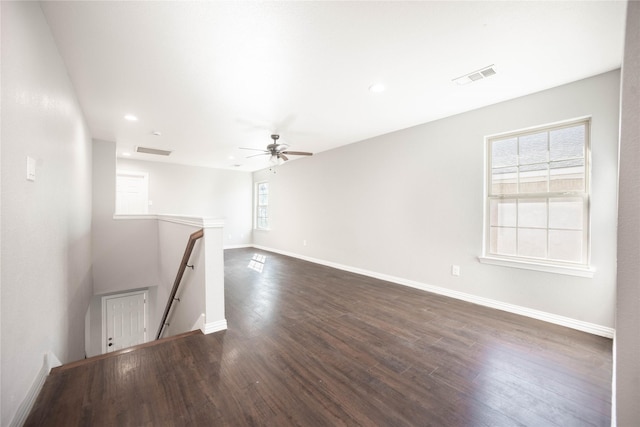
[256,182,269,230]
[486,118,590,267]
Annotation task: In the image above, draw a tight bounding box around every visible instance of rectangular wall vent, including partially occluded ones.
[453,65,497,86]
[135,146,172,156]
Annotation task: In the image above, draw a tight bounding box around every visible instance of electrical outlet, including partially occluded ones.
[451,265,461,277]
[303,240,307,246]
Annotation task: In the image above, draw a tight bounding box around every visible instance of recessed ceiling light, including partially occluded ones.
[368,83,385,93]
[124,114,138,121]
[122,152,132,157]
[151,131,162,136]
[229,156,236,160]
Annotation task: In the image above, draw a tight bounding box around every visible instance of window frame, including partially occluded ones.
[115,170,149,215]
[255,181,269,230]
[480,117,594,277]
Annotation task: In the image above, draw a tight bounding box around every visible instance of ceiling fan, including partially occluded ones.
[241,134,313,163]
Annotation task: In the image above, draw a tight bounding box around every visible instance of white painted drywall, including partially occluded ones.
[92,141,161,295]
[155,219,226,338]
[254,70,620,329]
[157,221,207,337]
[117,158,253,248]
[1,2,93,425]
[615,1,640,424]
[203,226,225,331]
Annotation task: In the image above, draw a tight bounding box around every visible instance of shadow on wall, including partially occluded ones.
[67,230,93,363]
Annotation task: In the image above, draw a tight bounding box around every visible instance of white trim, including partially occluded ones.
[113,214,157,220]
[202,319,227,335]
[157,214,224,228]
[224,244,253,250]
[252,245,613,338]
[11,352,62,427]
[112,213,224,228]
[485,115,593,140]
[478,256,595,278]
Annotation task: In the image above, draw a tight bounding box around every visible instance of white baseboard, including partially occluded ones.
[202,319,228,335]
[11,351,62,427]
[252,245,614,338]
[224,244,252,250]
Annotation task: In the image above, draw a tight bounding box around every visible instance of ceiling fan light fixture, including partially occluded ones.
[269,154,284,166]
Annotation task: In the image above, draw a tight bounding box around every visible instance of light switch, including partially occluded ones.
[26,156,36,181]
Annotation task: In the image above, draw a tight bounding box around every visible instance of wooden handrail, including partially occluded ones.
[156,228,204,340]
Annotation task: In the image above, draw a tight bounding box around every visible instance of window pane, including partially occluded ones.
[490,227,516,255]
[550,124,584,161]
[519,132,548,165]
[549,230,582,262]
[519,164,548,193]
[517,228,547,258]
[486,120,589,266]
[490,199,516,227]
[492,138,518,168]
[256,182,269,229]
[549,198,583,230]
[518,199,547,228]
[492,166,518,194]
[116,173,148,215]
[550,159,584,192]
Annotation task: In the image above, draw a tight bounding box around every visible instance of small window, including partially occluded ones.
[484,118,590,269]
[116,170,149,214]
[256,182,269,230]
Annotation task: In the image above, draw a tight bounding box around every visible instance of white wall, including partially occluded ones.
[117,158,253,248]
[1,2,93,425]
[615,0,640,424]
[93,141,161,295]
[157,221,206,338]
[254,70,620,330]
[154,219,226,338]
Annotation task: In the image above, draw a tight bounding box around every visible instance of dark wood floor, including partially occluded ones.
[26,248,612,426]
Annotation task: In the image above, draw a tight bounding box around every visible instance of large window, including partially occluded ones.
[484,118,591,272]
[256,182,269,230]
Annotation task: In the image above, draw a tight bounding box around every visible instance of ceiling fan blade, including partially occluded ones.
[246,152,269,159]
[240,147,269,152]
[279,153,289,161]
[281,151,313,156]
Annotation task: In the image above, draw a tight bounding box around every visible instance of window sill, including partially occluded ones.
[478,256,595,278]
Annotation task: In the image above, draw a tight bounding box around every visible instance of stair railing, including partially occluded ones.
[156,228,204,340]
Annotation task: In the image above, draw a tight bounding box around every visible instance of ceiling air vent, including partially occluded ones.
[135,146,172,156]
[453,65,497,86]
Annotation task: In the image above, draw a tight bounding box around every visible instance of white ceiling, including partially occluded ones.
[41,1,627,171]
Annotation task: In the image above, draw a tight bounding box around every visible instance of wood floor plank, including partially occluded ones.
[25,248,612,426]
